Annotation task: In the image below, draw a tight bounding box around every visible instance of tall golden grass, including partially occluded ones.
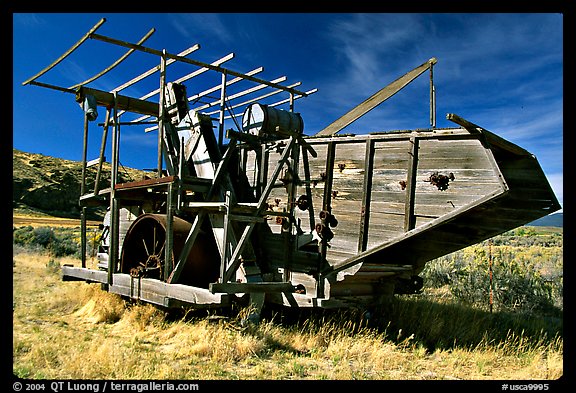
[13,250,563,381]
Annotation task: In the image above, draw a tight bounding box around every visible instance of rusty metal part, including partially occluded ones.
[315,223,334,242]
[427,171,455,191]
[120,213,220,288]
[296,194,310,211]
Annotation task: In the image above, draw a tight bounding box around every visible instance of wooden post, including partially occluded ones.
[220,191,232,283]
[430,61,436,128]
[94,108,111,196]
[177,136,184,214]
[157,50,167,178]
[80,113,89,268]
[284,94,298,282]
[320,142,336,259]
[164,181,176,281]
[317,142,336,298]
[358,139,375,252]
[108,93,120,285]
[258,144,269,199]
[301,146,315,232]
[218,71,227,149]
[404,137,419,231]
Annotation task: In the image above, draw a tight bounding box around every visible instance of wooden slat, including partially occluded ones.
[69,28,156,89]
[89,32,309,96]
[112,44,201,92]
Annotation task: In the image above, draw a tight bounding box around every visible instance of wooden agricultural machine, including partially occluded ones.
[22,19,560,317]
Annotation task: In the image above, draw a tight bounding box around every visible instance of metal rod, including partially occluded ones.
[69,28,156,90]
[22,18,106,85]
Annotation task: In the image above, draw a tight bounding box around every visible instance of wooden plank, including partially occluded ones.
[115,175,175,190]
[61,265,108,283]
[106,274,226,307]
[209,282,295,294]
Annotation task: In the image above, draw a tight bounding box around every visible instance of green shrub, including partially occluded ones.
[421,229,563,316]
[13,226,80,258]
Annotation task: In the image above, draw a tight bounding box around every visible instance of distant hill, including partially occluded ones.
[12,148,150,220]
[527,213,563,228]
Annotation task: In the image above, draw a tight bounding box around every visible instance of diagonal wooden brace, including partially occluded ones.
[222,136,296,283]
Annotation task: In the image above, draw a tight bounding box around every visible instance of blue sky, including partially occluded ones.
[12,13,563,210]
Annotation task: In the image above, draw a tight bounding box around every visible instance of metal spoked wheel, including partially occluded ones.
[120,214,220,287]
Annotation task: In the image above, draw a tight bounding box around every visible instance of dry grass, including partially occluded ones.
[13,250,564,381]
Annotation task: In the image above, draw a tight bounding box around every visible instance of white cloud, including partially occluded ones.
[13,13,45,27]
[168,14,233,44]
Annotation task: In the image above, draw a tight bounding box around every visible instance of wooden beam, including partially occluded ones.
[315,58,437,136]
[210,282,295,294]
[446,113,531,156]
[76,86,159,117]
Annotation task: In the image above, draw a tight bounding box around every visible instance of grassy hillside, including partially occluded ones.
[12,223,564,381]
[12,148,151,220]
